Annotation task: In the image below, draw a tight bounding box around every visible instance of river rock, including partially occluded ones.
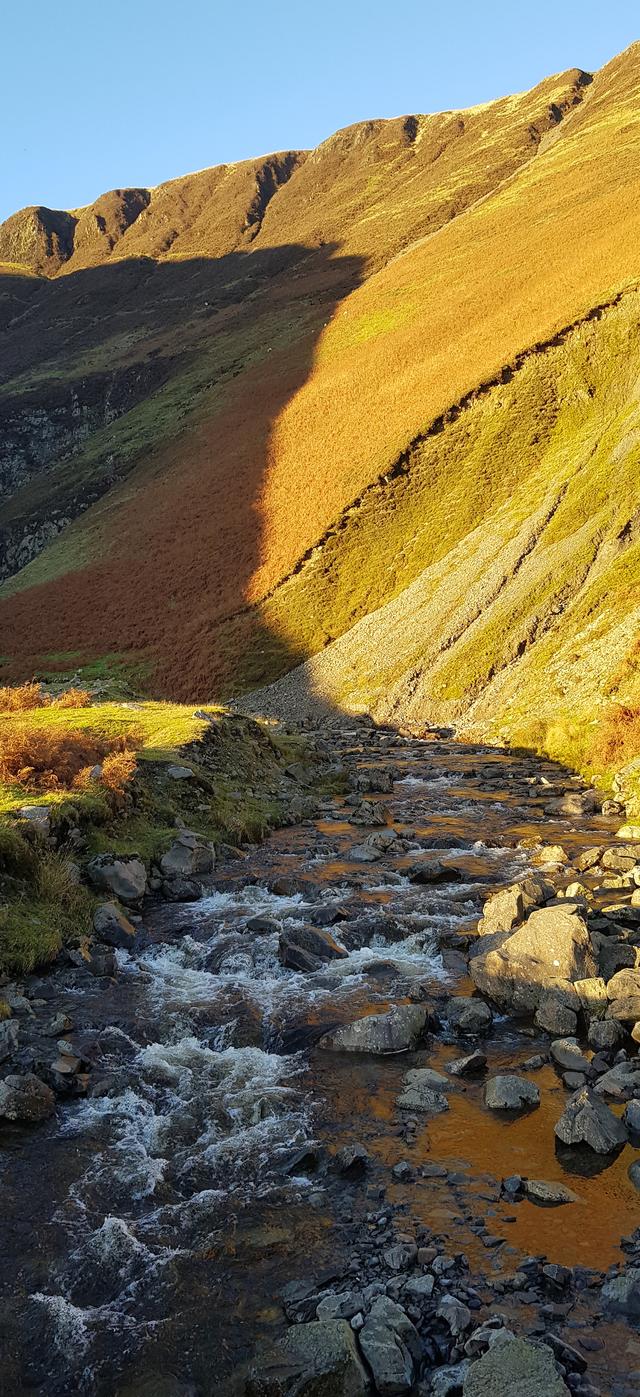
[534,986,578,1036]
[430,1363,472,1396]
[477,878,548,936]
[276,1319,369,1395]
[555,1086,627,1152]
[279,925,348,972]
[397,1069,450,1113]
[159,832,214,878]
[550,1037,590,1073]
[463,1336,570,1396]
[588,1018,624,1051]
[523,1178,581,1205]
[447,1050,487,1077]
[437,1294,472,1337]
[469,906,596,1014]
[574,976,607,1019]
[318,1004,428,1054]
[628,1160,640,1190]
[601,1267,640,1316]
[93,901,136,949]
[358,1296,419,1396]
[484,1075,540,1111]
[86,853,147,905]
[349,842,382,863]
[624,1100,640,1132]
[593,1060,640,1100]
[0,1019,19,1062]
[447,997,492,1034]
[0,1072,55,1122]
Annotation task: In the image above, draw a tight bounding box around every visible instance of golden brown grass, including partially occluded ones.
[590,705,640,768]
[0,681,91,711]
[0,722,138,794]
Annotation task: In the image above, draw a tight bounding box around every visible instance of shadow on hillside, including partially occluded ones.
[0,242,365,701]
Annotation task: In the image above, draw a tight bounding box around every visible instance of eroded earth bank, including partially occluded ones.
[2,719,640,1396]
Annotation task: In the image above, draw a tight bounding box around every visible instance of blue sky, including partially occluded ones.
[1,1,638,222]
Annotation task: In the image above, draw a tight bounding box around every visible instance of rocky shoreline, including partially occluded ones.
[2,719,640,1394]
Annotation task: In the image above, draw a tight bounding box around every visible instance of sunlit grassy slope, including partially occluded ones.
[0,45,639,772]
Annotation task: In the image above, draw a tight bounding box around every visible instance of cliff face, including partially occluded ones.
[0,47,638,767]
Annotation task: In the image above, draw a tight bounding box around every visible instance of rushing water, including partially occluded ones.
[1,730,639,1394]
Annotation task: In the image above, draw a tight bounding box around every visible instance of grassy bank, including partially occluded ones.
[0,685,324,977]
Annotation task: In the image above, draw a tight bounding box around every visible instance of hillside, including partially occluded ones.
[0,45,639,788]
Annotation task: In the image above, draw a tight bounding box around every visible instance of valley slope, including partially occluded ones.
[0,45,639,791]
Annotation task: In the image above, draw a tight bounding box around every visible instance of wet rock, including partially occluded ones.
[268,1319,369,1395]
[550,1038,590,1073]
[397,1069,450,1114]
[469,907,596,1014]
[0,1019,19,1061]
[279,925,348,972]
[86,853,147,905]
[409,858,461,885]
[628,1160,640,1190]
[601,1266,640,1316]
[349,842,383,863]
[316,1291,364,1321]
[45,1012,73,1036]
[318,1005,428,1055]
[68,945,117,977]
[484,1075,540,1111]
[462,1335,570,1396]
[161,875,203,901]
[574,848,604,873]
[358,1296,419,1395]
[246,913,281,933]
[0,1072,55,1122]
[447,1051,487,1077]
[334,1143,372,1177]
[523,1179,581,1206]
[447,997,492,1035]
[554,1086,627,1153]
[93,901,136,949]
[349,768,394,794]
[159,832,214,879]
[404,1274,435,1300]
[348,801,390,827]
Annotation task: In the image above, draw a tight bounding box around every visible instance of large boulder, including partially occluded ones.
[279,925,348,973]
[463,1336,570,1396]
[159,831,214,878]
[318,1004,428,1055]
[249,1319,369,1396]
[554,1086,627,1153]
[484,1075,540,1112]
[93,901,136,949]
[86,853,147,905]
[469,906,596,1014]
[0,1072,55,1122]
[358,1297,420,1396]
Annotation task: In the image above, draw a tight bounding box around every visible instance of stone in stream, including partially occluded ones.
[159,831,215,878]
[86,852,148,905]
[588,1018,625,1052]
[348,800,390,826]
[534,985,579,1036]
[263,1319,369,1396]
[0,1072,55,1122]
[593,1060,640,1100]
[93,901,136,949]
[408,858,462,884]
[349,842,383,863]
[469,906,596,1015]
[279,924,348,972]
[628,1161,640,1190]
[462,1336,571,1396]
[446,997,493,1035]
[549,1037,591,1073]
[554,1086,627,1153]
[246,913,281,933]
[523,1178,581,1206]
[318,1004,428,1055]
[484,1075,540,1111]
[358,1296,420,1396]
[397,1068,450,1114]
[447,1050,487,1077]
[437,1294,472,1337]
[334,1143,372,1177]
